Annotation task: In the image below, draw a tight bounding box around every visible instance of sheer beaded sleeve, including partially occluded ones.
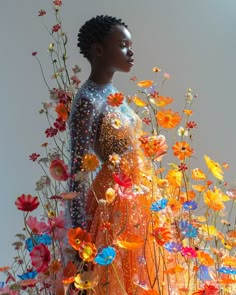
[68,96,103,229]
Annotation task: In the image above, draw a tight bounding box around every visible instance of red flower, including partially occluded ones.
[142,117,151,125]
[113,172,132,188]
[186,121,197,129]
[52,24,61,33]
[15,194,39,212]
[49,158,69,181]
[38,10,46,16]
[53,117,66,132]
[29,153,40,162]
[53,0,62,6]
[45,127,58,137]
[30,244,50,273]
[32,52,38,56]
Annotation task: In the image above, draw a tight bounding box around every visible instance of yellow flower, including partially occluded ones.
[183,109,193,116]
[204,155,224,181]
[132,95,148,107]
[137,80,153,88]
[191,168,206,181]
[82,154,99,171]
[197,251,214,266]
[204,187,230,211]
[105,188,116,204]
[166,169,182,187]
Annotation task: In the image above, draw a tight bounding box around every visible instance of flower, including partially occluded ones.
[113,172,132,188]
[172,141,193,160]
[105,187,116,204]
[78,242,97,262]
[204,187,230,211]
[218,267,236,274]
[49,158,69,181]
[183,200,198,210]
[68,227,91,250]
[94,247,116,265]
[25,234,52,252]
[181,246,197,258]
[139,134,168,161]
[55,103,68,121]
[179,220,198,238]
[177,126,188,137]
[45,127,58,137]
[153,67,161,72]
[81,153,99,171]
[53,0,62,6]
[32,51,38,56]
[164,242,182,252]
[150,199,168,212]
[150,95,173,107]
[15,194,39,212]
[52,24,61,33]
[107,92,124,107]
[186,120,197,129]
[74,271,98,290]
[137,80,153,88]
[163,72,171,80]
[204,155,224,181]
[156,109,181,129]
[192,168,206,180]
[29,153,40,162]
[197,251,214,266]
[30,243,50,273]
[132,95,148,107]
[38,10,46,16]
[152,227,172,246]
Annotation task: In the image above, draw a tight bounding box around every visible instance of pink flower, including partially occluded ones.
[38,10,46,16]
[163,72,171,80]
[29,153,40,162]
[30,244,50,273]
[181,246,197,258]
[53,0,62,6]
[70,75,81,88]
[49,158,69,181]
[26,216,49,234]
[52,24,61,33]
[15,194,39,212]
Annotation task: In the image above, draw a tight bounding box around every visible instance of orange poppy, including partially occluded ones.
[151,96,174,107]
[82,153,99,171]
[55,103,68,121]
[67,227,91,250]
[197,251,214,266]
[137,80,153,88]
[116,233,144,250]
[156,109,181,129]
[107,92,124,107]
[172,141,193,160]
[152,227,172,246]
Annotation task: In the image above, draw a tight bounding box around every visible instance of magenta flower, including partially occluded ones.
[26,216,49,234]
[30,244,50,273]
[29,153,40,162]
[181,246,197,258]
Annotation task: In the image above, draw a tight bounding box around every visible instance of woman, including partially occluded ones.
[67,15,172,295]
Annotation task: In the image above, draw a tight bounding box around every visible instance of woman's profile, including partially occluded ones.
[67,15,172,294]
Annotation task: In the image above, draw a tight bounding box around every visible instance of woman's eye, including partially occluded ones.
[120,43,126,48]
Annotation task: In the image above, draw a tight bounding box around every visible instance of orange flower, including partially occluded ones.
[139,135,168,161]
[0,266,10,272]
[204,187,230,211]
[167,198,181,212]
[55,103,68,121]
[192,184,208,192]
[132,95,148,107]
[204,155,224,181]
[82,153,99,171]
[78,242,97,262]
[74,271,98,290]
[68,227,91,250]
[172,141,193,160]
[152,227,172,246]
[137,80,153,88]
[183,109,193,115]
[49,158,69,181]
[143,290,159,295]
[151,96,174,107]
[191,168,206,181]
[222,256,236,267]
[197,251,214,266]
[117,233,144,250]
[156,109,181,129]
[107,92,124,107]
[49,259,62,273]
[62,261,77,285]
[164,264,184,274]
[179,190,196,203]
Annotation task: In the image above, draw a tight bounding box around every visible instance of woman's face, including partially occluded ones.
[99,25,134,73]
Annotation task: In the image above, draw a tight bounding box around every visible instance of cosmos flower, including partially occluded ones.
[164,242,182,252]
[183,200,198,210]
[137,80,153,88]
[204,155,224,181]
[172,141,193,160]
[181,246,197,258]
[204,187,230,211]
[156,109,181,129]
[152,227,172,246]
[81,153,99,171]
[191,168,206,181]
[15,194,39,212]
[150,198,168,212]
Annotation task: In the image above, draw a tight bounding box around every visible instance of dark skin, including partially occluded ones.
[88,25,134,84]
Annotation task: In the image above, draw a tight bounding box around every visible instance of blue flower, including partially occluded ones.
[0,282,5,288]
[179,220,198,238]
[18,270,37,280]
[164,242,182,252]
[25,234,52,252]
[151,199,168,212]
[94,246,116,266]
[183,200,198,210]
[218,267,236,274]
[198,265,212,281]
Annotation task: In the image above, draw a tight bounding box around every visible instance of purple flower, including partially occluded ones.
[164,241,182,252]
[183,200,198,210]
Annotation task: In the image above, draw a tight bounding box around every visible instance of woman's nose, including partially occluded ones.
[128,47,134,56]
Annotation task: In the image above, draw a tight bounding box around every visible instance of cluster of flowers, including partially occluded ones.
[0,1,236,295]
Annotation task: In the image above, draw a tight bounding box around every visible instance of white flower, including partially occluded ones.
[177,126,188,137]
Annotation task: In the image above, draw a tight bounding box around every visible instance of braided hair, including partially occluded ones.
[77,15,128,60]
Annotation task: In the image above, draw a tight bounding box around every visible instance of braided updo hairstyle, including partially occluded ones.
[77,15,128,60]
